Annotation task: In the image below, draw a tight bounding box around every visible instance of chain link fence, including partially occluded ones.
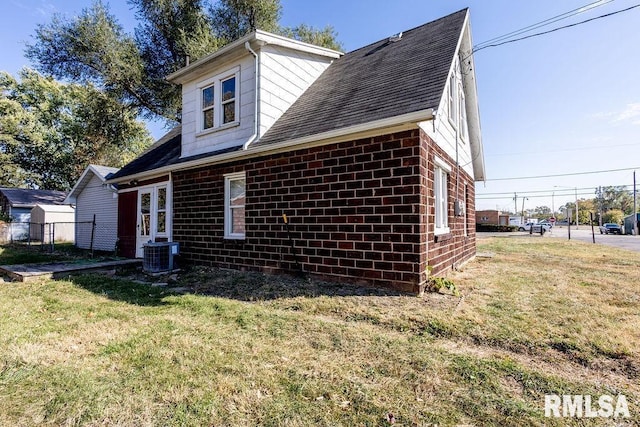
[0,219,117,254]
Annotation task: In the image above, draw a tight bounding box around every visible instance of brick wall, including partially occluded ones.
[172,128,477,294]
[420,131,476,279]
[476,210,500,225]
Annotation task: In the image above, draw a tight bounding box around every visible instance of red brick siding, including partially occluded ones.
[172,128,477,294]
[476,210,499,225]
[419,130,476,281]
[173,130,424,293]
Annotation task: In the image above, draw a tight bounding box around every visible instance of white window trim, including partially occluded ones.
[434,157,450,235]
[196,66,240,136]
[464,184,468,237]
[448,73,457,128]
[224,171,246,240]
[135,180,172,258]
[458,82,468,143]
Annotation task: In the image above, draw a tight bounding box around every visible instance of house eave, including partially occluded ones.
[107,109,434,185]
[167,30,342,85]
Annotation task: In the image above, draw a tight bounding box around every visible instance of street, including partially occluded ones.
[548,226,640,253]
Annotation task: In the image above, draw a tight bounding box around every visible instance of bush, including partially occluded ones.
[475,224,517,232]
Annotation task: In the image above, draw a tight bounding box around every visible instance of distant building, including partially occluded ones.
[0,187,68,241]
[476,210,509,226]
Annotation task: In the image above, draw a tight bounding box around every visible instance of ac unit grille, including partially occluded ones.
[143,242,179,273]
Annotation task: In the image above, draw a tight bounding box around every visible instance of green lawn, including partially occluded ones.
[0,237,638,426]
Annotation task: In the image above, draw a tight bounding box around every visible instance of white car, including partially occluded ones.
[518,222,551,233]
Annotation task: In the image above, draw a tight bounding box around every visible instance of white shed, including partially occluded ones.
[30,204,75,242]
[64,165,120,252]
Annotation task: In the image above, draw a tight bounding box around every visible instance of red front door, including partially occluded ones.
[117,191,137,258]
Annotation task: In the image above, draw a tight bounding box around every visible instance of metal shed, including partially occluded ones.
[29,204,75,243]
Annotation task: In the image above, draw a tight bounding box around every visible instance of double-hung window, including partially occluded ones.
[458,83,468,141]
[199,67,239,132]
[434,157,451,235]
[224,172,246,239]
[448,73,457,125]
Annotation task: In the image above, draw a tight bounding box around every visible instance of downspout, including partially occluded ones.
[243,41,260,150]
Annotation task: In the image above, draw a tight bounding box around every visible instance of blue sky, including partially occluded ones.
[2,0,640,213]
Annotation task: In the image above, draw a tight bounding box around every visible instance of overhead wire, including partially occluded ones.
[472,3,640,55]
[483,166,640,182]
[474,0,615,49]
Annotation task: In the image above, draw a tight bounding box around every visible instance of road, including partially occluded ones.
[547,226,640,253]
[477,226,640,253]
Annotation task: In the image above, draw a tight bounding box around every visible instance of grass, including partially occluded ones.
[0,237,639,425]
[0,244,120,266]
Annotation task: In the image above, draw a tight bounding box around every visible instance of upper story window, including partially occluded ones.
[458,82,468,141]
[198,67,239,132]
[448,73,456,125]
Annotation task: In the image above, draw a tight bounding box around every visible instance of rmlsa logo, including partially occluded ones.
[545,394,630,418]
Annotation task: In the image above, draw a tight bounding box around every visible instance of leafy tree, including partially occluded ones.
[26,0,342,123]
[0,69,151,190]
[576,198,594,224]
[210,0,281,43]
[532,205,551,220]
[602,209,624,225]
[279,23,343,51]
[595,186,633,215]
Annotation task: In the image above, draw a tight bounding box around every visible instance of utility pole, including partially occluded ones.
[634,171,637,236]
[521,196,528,225]
[575,187,579,230]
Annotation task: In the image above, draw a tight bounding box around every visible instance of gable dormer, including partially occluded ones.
[167,31,342,159]
[418,10,484,182]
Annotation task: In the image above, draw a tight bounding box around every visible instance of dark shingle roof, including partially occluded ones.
[0,188,68,207]
[109,125,242,181]
[112,9,467,179]
[256,9,467,146]
[109,127,182,180]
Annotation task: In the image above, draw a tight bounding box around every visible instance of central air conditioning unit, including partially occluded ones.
[143,242,179,273]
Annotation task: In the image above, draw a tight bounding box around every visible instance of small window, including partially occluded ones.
[221,77,236,124]
[459,83,468,141]
[224,172,246,239]
[434,158,451,235]
[198,67,239,132]
[202,85,215,130]
[157,187,167,234]
[448,73,456,125]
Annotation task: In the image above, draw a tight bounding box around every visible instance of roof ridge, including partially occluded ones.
[345,8,468,55]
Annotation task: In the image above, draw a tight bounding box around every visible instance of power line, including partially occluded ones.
[486,142,640,158]
[474,0,614,49]
[472,3,640,54]
[484,166,640,182]
[477,191,600,200]
[477,184,632,196]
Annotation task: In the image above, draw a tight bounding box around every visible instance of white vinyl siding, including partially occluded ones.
[75,173,118,251]
[259,44,334,136]
[180,58,253,158]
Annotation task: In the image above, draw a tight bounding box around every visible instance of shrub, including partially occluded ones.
[475,224,517,232]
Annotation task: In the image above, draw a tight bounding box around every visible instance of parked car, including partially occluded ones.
[599,223,622,234]
[539,221,553,229]
[518,222,551,233]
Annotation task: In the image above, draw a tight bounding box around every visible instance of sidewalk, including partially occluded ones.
[0,259,141,282]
